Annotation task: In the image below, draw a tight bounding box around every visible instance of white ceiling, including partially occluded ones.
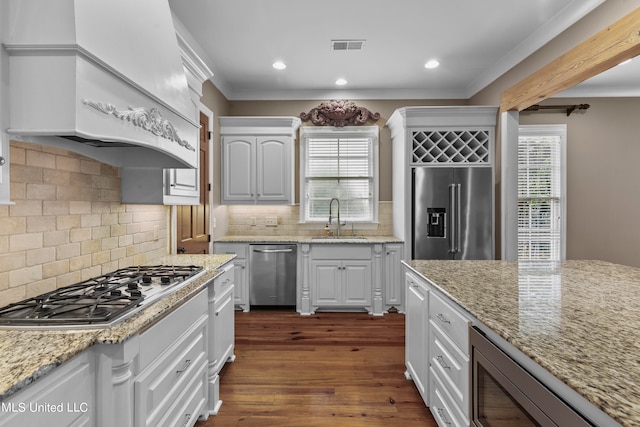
[169,0,617,101]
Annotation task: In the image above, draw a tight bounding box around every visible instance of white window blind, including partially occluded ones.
[301,127,378,222]
[517,133,563,261]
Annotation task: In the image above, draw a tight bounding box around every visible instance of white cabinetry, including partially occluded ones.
[384,243,404,311]
[207,263,236,415]
[0,351,96,427]
[403,264,472,427]
[309,245,373,313]
[429,291,471,427]
[133,289,209,427]
[404,269,429,403]
[95,288,209,427]
[220,117,300,205]
[213,242,249,311]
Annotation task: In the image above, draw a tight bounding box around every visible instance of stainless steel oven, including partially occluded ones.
[470,326,592,427]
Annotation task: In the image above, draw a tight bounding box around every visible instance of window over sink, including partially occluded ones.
[299,126,379,223]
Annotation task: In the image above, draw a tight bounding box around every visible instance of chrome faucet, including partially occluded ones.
[328,197,342,237]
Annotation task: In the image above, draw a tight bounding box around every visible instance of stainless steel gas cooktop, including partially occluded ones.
[0,265,204,329]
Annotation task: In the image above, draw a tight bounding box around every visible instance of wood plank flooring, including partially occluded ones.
[195,309,437,426]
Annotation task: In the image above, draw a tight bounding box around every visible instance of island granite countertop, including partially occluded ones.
[0,253,235,400]
[406,259,640,427]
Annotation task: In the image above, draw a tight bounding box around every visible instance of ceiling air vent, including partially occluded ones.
[331,39,365,51]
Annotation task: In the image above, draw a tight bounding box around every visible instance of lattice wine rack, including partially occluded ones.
[411,130,490,164]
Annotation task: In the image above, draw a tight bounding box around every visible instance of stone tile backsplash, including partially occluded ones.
[0,142,169,307]
[225,202,394,237]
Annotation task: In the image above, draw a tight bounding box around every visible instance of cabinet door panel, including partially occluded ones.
[213,284,235,373]
[222,137,255,202]
[256,137,290,202]
[343,261,372,305]
[405,272,429,403]
[311,261,341,305]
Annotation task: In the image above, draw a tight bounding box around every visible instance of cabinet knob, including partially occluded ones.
[0,157,5,166]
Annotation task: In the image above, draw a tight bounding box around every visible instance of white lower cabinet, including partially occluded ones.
[384,243,404,311]
[404,265,471,427]
[0,350,96,427]
[213,243,249,311]
[310,245,373,313]
[404,270,429,403]
[133,289,209,427]
[134,311,208,427]
[207,263,236,414]
[93,288,209,427]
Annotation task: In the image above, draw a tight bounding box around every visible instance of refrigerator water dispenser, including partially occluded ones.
[427,208,446,237]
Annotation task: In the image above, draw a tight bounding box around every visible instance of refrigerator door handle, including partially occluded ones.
[449,184,456,254]
[455,183,461,254]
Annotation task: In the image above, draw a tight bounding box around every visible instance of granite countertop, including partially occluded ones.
[0,254,235,400]
[407,259,640,427]
[216,234,403,244]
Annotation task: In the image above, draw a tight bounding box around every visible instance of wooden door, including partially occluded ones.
[177,111,210,254]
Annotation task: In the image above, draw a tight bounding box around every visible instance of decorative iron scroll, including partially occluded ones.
[82,100,195,151]
[300,100,380,127]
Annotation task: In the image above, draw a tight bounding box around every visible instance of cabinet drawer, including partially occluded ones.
[430,321,469,415]
[311,244,372,260]
[429,366,468,427]
[135,316,207,427]
[139,290,207,367]
[214,263,234,295]
[156,359,208,427]
[214,243,247,259]
[429,290,470,352]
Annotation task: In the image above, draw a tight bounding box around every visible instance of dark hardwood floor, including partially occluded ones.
[195,309,437,426]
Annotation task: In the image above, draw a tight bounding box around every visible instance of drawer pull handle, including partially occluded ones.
[223,278,230,285]
[436,355,451,370]
[436,313,450,324]
[182,413,192,427]
[436,407,451,425]
[176,359,192,374]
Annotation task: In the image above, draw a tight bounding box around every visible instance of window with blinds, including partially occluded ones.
[517,126,565,261]
[300,127,378,223]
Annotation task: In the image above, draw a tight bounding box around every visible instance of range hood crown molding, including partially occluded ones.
[5,0,199,169]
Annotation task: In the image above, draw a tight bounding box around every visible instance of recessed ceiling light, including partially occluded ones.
[618,58,633,66]
[335,78,348,86]
[424,59,440,69]
[272,61,286,70]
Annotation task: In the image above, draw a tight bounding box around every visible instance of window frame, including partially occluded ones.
[299,126,379,224]
[517,124,567,261]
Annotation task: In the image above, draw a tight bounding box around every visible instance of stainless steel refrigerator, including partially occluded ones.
[412,167,493,259]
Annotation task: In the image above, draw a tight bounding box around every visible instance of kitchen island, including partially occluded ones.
[406,259,640,427]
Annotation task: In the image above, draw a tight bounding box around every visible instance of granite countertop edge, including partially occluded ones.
[0,254,235,400]
[216,234,403,244]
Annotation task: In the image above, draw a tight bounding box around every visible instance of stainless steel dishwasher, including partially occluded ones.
[249,244,297,306]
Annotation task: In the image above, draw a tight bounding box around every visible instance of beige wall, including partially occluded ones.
[519,97,640,267]
[0,142,169,306]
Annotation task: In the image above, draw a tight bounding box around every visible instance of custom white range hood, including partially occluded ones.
[4,0,198,169]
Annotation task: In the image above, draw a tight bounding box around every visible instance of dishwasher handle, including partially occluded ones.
[252,248,294,253]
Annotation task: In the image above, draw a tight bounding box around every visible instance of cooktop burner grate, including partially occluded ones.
[0,265,203,326]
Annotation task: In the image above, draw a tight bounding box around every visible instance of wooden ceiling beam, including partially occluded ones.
[501,7,640,112]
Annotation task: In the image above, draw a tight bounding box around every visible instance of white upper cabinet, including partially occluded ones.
[220,117,300,205]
